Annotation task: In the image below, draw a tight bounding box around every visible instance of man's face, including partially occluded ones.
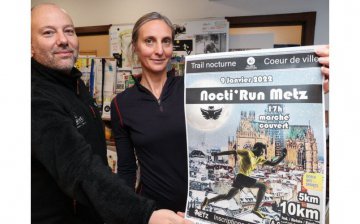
[31,5,79,73]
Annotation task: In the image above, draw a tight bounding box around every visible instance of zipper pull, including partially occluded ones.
[73,199,77,214]
[76,79,80,95]
[157,99,164,112]
[89,105,97,118]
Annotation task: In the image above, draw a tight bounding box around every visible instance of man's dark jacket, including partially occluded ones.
[31,58,156,224]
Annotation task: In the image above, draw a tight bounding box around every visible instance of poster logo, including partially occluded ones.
[200,106,223,120]
[247,57,255,65]
[246,57,257,70]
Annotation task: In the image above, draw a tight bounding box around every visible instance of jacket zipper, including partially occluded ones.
[73,199,77,214]
[89,105,97,118]
[76,79,80,95]
[139,84,164,112]
[157,98,163,112]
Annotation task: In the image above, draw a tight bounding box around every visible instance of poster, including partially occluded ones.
[184,46,326,224]
[109,24,136,69]
[174,18,229,56]
[172,19,229,76]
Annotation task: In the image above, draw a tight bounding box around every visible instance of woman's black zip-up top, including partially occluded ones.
[31,58,156,224]
[111,75,188,212]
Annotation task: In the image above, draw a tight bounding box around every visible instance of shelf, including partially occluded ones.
[106,140,115,146]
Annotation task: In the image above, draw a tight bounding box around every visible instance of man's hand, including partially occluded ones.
[315,45,329,93]
[149,209,193,224]
[281,148,287,157]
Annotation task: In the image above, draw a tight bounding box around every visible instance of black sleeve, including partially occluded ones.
[110,96,137,189]
[32,97,155,224]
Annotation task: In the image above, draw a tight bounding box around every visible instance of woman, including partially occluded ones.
[111,12,188,212]
[111,11,330,213]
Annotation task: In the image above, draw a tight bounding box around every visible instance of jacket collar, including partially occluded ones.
[132,73,177,100]
[31,58,82,91]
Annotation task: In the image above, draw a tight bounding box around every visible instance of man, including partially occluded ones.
[31,3,191,224]
[200,142,287,219]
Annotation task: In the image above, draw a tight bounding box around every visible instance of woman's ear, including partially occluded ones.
[132,42,137,54]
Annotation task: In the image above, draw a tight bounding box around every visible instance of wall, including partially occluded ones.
[78,35,110,57]
[230,26,302,45]
[31,0,329,44]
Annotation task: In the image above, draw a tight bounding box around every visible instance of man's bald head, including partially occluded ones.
[31,3,79,73]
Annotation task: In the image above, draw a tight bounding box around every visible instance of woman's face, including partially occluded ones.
[134,20,173,75]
